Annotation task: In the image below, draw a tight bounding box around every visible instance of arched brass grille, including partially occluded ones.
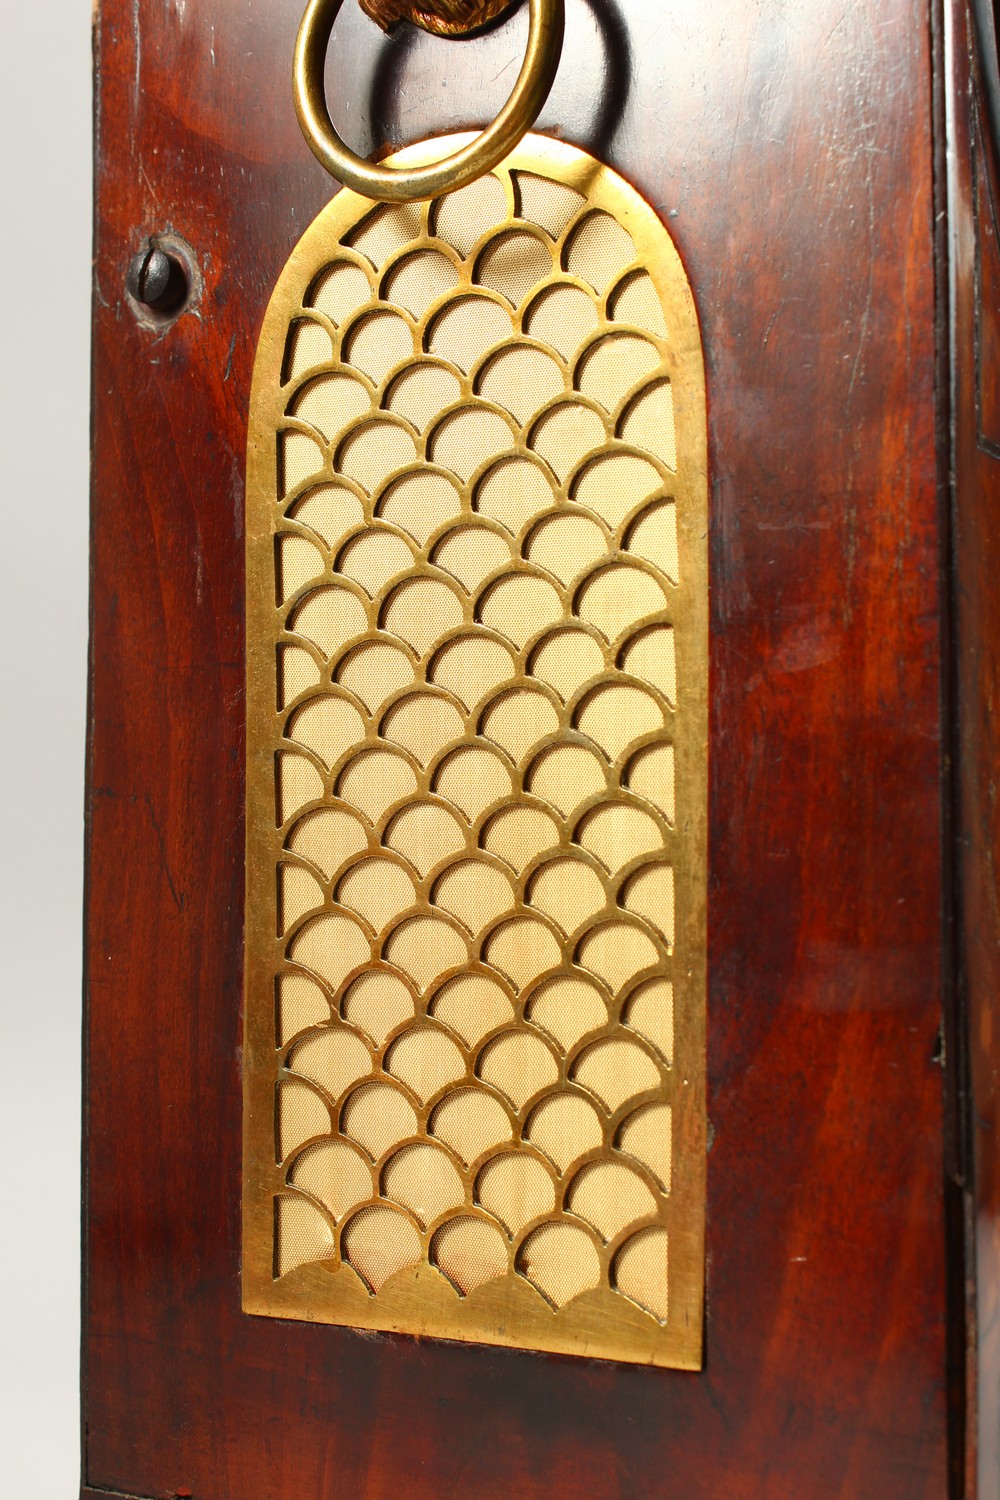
[243,135,707,1368]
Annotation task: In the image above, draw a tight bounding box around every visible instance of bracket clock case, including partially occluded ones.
[84,0,1000,1494]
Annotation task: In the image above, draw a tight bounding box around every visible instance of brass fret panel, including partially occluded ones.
[244,135,707,1368]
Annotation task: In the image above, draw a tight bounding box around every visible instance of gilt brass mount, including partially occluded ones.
[243,134,708,1369]
[360,0,518,36]
[294,0,564,200]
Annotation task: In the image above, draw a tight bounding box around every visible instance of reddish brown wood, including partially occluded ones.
[948,3,1000,1496]
[85,0,954,1495]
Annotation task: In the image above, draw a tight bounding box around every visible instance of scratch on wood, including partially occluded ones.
[144,792,186,913]
[846,170,875,405]
[132,0,141,112]
[139,161,159,208]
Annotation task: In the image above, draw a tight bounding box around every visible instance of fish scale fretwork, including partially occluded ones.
[244,137,707,1369]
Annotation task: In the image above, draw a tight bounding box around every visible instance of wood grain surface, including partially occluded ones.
[85,0,954,1495]
[949,4,1000,1497]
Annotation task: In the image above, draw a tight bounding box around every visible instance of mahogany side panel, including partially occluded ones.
[85,1,950,1495]
[949,4,1000,1496]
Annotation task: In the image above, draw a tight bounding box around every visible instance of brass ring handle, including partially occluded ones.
[293,0,565,201]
